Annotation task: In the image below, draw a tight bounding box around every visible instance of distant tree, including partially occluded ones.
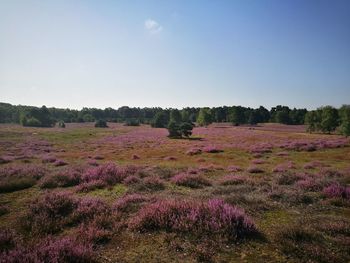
[181,110,190,123]
[170,109,182,124]
[339,105,350,137]
[305,110,321,133]
[95,119,108,128]
[167,120,181,138]
[248,110,259,125]
[179,122,193,137]
[151,111,168,128]
[197,108,212,126]
[124,119,140,126]
[229,106,246,126]
[275,110,291,124]
[320,106,339,133]
[58,121,66,128]
[21,106,55,127]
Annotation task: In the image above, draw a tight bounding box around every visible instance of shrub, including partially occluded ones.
[95,120,108,128]
[1,236,96,263]
[252,159,265,164]
[82,163,130,185]
[129,199,256,240]
[0,229,18,253]
[227,165,243,172]
[0,204,9,216]
[124,119,140,126]
[24,191,77,235]
[113,194,147,212]
[0,177,36,193]
[323,183,350,199]
[171,173,211,188]
[203,146,223,153]
[186,148,202,155]
[76,180,106,193]
[140,176,165,191]
[296,178,323,191]
[42,155,57,163]
[219,175,246,186]
[58,121,66,128]
[40,169,81,189]
[73,197,111,223]
[122,175,140,185]
[54,159,68,167]
[276,172,301,185]
[247,166,264,173]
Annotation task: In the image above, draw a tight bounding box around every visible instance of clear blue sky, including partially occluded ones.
[0,0,349,110]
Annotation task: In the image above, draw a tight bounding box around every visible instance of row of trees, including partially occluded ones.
[1,102,349,136]
[0,102,307,126]
[305,105,350,135]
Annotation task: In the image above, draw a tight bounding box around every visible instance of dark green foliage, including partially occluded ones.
[124,119,140,126]
[0,177,36,193]
[305,110,321,133]
[170,109,182,123]
[151,111,169,128]
[320,106,339,133]
[229,106,246,126]
[58,121,66,128]
[197,108,212,126]
[21,106,56,127]
[179,122,193,137]
[94,120,108,128]
[339,105,350,136]
[167,121,181,138]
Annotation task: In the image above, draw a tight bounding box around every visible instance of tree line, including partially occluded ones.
[0,102,348,136]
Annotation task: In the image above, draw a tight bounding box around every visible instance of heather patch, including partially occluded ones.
[171,173,211,188]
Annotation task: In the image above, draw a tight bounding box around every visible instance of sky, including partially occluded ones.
[0,0,349,110]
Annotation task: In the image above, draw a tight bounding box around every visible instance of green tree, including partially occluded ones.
[151,111,168,128]
[95,119,108,128]
[320,106,339,133]
[179,122,193,137]
[339,105,350,136]
[229,106,245,126]
[305,110,321,133]
[170,109,182,124]
[197,108,212,126]
[167,120,181,138]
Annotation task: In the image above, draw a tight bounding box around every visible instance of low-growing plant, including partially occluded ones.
[171,173,211,188]
[23,191,77,235]
[113,194,147,212]
[128,199,257,241]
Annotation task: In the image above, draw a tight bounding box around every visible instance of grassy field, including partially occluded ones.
[0,123,349,262]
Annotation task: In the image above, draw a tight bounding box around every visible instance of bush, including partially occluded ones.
[129,199,256,240]
[0,177,36,193]
[219,175,246,186]
[24,191,77,235]
[323,183,350,199]
[113,194,147,212]
[76,180,106,193]
[94,120,108,128]
[58,121,66,128]
[73,197,111,223]
[39,168,81,189]
[247,166,264,173]
[171,173,211,188]
[0,229,18,253]
[124,119,140,126]
[140,176,165,191]
[82,163,132,185]
[1,236,96,263]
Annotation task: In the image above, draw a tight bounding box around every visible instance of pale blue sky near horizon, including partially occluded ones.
[0,0,349,110]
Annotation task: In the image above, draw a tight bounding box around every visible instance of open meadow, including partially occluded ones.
[0,123,349,262]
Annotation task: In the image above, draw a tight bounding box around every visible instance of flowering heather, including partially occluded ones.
[303,161,329,170]
[163,156,177,161]
[82,162,130,185]
[122,175,140,185]
[249,143,273,154]
[171,173,211,188]
[272,161,296,173]
[0,229,18,253]
[186,148,202,155]
[141,176,165,191]
[202,146,223,153]
[129,199,256,240]
[77,223,112,245]
[323,183,350,199]
[73,197,111,223]
[0,156,13,164]
[219,175,247,185]
[87,159,99,166]
[0,164,46,180]
[296,178,323,191]
[247,166,264,173]
[39,167,82,189]
[41,154,57,164]
[25,191,77,234]
[1,236,95,263]
[276,151,290,157]
[76,180,106,193]
[278,137,349,152]
[131,154,140,160]
[227,165,243,172]
[54,159,68,167]
[113,194,147,212]
[251,159,265,164]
